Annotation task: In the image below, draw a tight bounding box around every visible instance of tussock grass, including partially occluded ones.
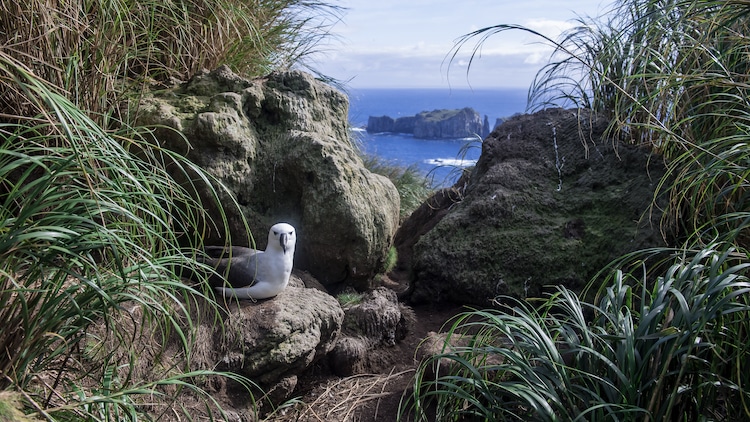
[361,155,435,221]
[407,245,750,421]
[0,55,254,419]
[413,1,750,420]
[1,0,341,418]
[450,0,750,248]
[0,0,341,126]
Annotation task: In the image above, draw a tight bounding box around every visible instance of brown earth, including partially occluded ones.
[265,273,463,422]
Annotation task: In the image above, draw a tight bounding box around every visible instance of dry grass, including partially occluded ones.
[266,369,414,422]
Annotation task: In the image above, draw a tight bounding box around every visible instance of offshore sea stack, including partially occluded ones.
[367,107,486,138]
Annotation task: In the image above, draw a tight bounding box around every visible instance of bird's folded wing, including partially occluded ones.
[198,250,260,289]
[202,245,258,259]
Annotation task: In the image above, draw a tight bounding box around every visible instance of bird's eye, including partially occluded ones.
[273,231,278,235]
[288,231,293,235]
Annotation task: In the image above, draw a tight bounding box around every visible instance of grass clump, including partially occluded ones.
[384,246,398,273]
[336,291,365,308]
[0,0,341,126]
[0,392,35,422]
[409,0,750,420]
[0,0,340,419]
[406,245,750,421]
[0,56,254,419]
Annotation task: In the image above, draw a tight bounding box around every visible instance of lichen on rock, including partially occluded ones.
[137,66,400,290]
[218,286,344,387]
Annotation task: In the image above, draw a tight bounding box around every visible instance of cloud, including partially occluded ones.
[308,0,603,88]
[311,47,548,89]
[524,18,578,37]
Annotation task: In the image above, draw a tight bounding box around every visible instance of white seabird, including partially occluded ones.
[200,222,296,300]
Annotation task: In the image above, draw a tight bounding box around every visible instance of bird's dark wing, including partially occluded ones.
[199,247,260,289]
[202,245,258,259]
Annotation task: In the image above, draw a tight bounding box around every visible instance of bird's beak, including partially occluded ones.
[280,233,288,254]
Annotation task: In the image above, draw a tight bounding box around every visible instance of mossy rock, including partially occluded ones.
[404,108,669,306]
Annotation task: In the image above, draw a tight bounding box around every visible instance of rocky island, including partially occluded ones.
[367,107,491,139]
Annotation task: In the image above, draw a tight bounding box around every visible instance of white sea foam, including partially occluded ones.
[349,127,367,133]
[424,158,478,167]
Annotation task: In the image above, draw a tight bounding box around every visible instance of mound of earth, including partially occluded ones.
[399,108,669,306]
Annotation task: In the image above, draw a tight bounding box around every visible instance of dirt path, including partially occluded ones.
[266,301,463,422]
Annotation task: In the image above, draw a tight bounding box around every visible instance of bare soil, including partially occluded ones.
[265,274,463,422]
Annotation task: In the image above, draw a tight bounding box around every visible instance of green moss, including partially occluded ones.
[417,109,461,122]
[383,246,398,273]
[336,292,364,308]
[0,392,35,422]
[411,176,656,305]
[174,95,209,114]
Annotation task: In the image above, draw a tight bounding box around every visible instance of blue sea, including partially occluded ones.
[347,88,529,186]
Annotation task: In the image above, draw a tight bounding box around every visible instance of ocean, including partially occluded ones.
[346,88,530,186]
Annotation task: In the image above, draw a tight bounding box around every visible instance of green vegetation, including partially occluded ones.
[0,0,338,420]
[384,246,398,273]
[406,245,750,421]
[0,0,340,125]
[406,0,750,420]
[0,392,35,422]
[362,155,434,221]
[336,291,365,308]
[418,108,463,122]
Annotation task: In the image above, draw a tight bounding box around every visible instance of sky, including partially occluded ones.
[310,0,608,89]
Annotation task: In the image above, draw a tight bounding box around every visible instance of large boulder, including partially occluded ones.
[122,276,342,417]
[328,287,414,376]
[401,108,668,306]
[216,286,344,403]
[137,67,400,290]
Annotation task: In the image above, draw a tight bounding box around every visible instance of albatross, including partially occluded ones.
[199,222,296,300]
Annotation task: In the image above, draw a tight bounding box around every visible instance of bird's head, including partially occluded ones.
[268,222,296,255]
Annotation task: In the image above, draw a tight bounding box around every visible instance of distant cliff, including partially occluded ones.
[367,107,487,139]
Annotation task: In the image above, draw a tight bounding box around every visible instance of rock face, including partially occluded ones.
[413,107,482,138]
[328,287,414,376]
[393,115,417,134]
[366,115,394,133]
[211,285,343,407]
[367,107,483,139]
[399,108,668,306]
[137,66,400,290]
